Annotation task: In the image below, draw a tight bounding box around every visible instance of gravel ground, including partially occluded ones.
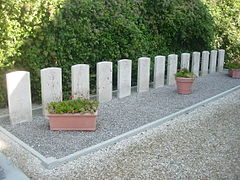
[0,80,239,179]
[0,71,240,158]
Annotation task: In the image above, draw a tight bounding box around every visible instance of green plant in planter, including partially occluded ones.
[47,98,99,114]
[175,68,195,78]
[225,58,240,69]
[175,68,196,94]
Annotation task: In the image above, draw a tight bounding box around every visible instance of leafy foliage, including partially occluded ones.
[175,68,195,78]
[47,98,98,114]
[202,0,240,60]
[226,58,240,69]
[142,0,215,52]
[0,0,239,107]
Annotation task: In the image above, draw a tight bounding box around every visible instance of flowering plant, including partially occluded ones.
[46,96,98,114]
[226,58,240,69]
[175,68,195,78]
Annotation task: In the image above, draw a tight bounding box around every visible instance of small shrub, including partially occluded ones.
[175,68,195,78]
[225,58,240,69]
[46,97,99,114]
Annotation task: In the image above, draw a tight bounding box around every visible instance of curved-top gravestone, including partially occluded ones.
[154,56,166,88]
[118,59,132,98]
[137,57,150,93]
[97,62,113,103]
[71,64,90,99]
[181,53,190,70]
[167,54,178,85]
[191,52,200,77]
[41,67,62,116]
[6,71,32,125]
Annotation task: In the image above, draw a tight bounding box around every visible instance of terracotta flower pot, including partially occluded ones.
[175,77,195,94]
[229,69,240,78]
[48,112,97,131]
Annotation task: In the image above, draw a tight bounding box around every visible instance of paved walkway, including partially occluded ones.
[0,87,239,179]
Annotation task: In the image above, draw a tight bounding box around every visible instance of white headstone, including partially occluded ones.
[137,57,150,93]
[209,50,217,73]
[41,67,62,115]
[154,56,166,88]
[6,71,32,124]
[167,54,178,85]
[118,59,132,98]
[71,64,90,99]
[218,49,225,72]
[191,52,200,77]
[201,51,210,76]
[181,53,190,70]
[97,62,112,102]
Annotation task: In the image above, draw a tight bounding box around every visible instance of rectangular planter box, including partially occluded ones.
[229,69,240,78]
[48,112,97,131]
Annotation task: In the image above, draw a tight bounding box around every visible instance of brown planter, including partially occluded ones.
[229,69,240,78]
[48,112,97,131]
[175,77,195,95]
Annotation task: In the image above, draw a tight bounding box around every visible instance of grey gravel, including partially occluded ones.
[0,71,240,159]
[0,78,239,179]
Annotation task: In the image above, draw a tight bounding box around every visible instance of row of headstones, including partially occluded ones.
[6,49,225,125]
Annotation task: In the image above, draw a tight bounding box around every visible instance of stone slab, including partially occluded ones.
[118,59,132,98]
[137,57,150,93]
[201,51,210,76]
[191,52,200,77]
[218,49,225,72]
[40,68,62,115]
[209,50,217,73]
[166,54,178,85]
[97,62,112,103]
[71,64,90,99]
[154,56,166,88]
[6,71,32,125]
[181,53,190,70]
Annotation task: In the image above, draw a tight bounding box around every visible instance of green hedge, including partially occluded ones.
[0,0,239,107]
[203,0,240,60]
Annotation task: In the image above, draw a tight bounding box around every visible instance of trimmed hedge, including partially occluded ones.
[0,0,239,107]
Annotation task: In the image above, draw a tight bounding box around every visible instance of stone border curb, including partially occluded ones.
[0,152,29,180]
[0,85,240,169]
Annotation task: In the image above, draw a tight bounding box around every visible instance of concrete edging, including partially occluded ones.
[0,85,240,169]
[0,152,29,180]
